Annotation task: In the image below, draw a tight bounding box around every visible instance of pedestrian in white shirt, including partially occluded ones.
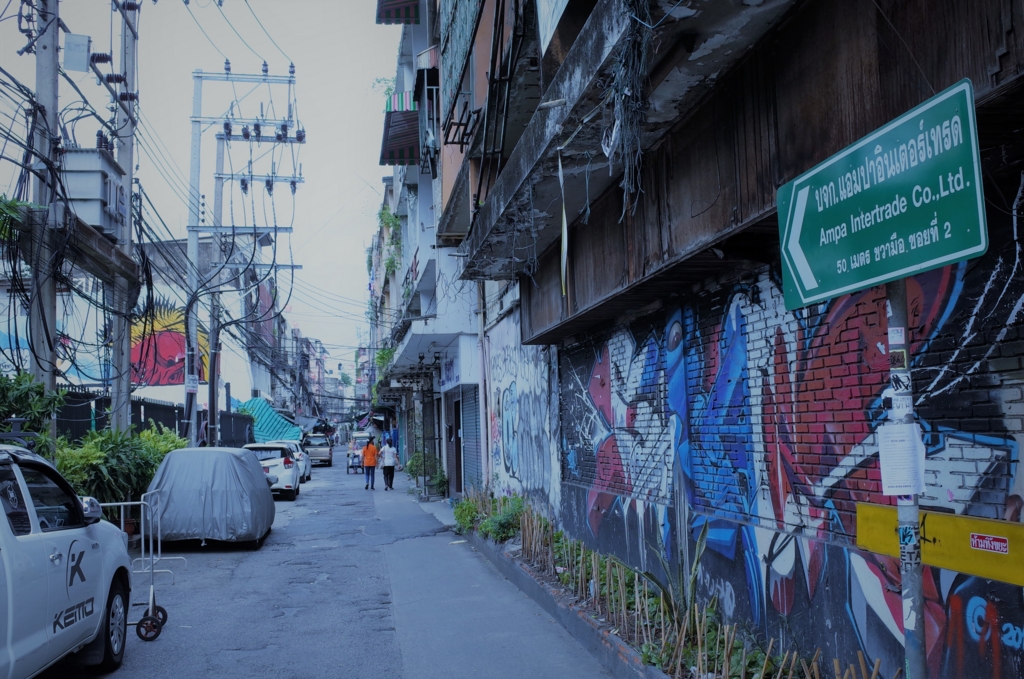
[380,438,399,491]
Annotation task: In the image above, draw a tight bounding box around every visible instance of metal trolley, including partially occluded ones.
[101,490,186,641]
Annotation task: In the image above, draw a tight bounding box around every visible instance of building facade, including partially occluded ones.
[372,0,1024,675]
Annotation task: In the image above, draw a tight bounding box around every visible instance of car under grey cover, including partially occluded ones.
[148,447,275,542]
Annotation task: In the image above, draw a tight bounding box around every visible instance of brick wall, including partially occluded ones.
[555,211,1024,677]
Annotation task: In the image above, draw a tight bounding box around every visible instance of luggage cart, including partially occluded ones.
[100,498,170,641]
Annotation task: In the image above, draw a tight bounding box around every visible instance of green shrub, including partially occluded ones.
[478,495,524,542]
[405,452,423,478]
[0,371,64,456]
[453,499,479,534]
[137,421,187,464]
[55,422,185,511]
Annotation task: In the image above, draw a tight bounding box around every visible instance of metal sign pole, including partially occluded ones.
[885,277,926,679]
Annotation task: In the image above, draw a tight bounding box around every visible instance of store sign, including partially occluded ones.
[185,374,198,394]
[778,79,987,310]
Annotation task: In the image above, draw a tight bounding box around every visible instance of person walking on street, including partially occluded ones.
[362,436,378,490]
[380,438,398,490]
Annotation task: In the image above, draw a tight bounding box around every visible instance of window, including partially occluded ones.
[251,447,289,461]
[0,465,31,536]
[19,466,84,532]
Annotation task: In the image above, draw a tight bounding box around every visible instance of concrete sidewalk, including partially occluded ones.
[377,475,612,679]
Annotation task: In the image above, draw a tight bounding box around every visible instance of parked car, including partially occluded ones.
[301,433,333,467]
[268,440,311,483]
[0,445,132,678]
[148,447,275,544]
[245,444,302,500]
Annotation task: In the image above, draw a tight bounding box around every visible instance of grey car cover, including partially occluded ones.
[147,447,275,542]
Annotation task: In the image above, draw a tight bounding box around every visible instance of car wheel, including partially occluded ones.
[98,578,128,670]
[286,489,297,501]
[327,459,333,467]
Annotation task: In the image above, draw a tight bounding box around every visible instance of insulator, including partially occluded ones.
[262,61,269,76]
[241,125,250,140]
[105,73,126,84]
[223,120,232,136]
[265,179,273,194]
[253,122,261,139]
[240,178,248,194]
[295,129,305,143]
[122,2,141,10]
[96,130,105,148]
[275,130,283,142]
[224,59,231,74]
[90,53,112,64]
[119,92,138,102]
[288,63,295,76]
[290,180,297,195]
[280,123,288,138]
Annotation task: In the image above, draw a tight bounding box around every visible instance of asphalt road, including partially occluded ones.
[46,462,612,679]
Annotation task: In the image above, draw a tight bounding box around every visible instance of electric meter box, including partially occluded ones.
[61,148,126,242]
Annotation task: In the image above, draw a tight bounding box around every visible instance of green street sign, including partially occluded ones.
[778,79,987,310]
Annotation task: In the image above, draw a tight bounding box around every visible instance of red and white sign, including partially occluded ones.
[970,533,1009,554]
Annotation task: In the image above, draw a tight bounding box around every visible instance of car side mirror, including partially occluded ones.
[81,496,103,525]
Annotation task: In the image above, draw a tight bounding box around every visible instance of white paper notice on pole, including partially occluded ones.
[185,374,199,394]
[878,423,926,495]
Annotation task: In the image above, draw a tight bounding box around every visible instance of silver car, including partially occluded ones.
[301,434,333,467]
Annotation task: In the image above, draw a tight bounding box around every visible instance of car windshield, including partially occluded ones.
[249,447,289,461]
[305,436,327,445]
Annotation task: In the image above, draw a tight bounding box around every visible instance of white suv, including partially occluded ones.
[0,446,132,679]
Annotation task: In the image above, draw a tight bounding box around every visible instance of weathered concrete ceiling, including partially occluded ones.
[459,0,796,280]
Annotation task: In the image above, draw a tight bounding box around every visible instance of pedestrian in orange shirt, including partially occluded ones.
[362,436,378,490]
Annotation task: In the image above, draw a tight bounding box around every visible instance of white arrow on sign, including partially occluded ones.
[787,186,818,291]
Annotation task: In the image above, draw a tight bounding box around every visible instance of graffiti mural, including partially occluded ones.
[557,209,1024,677]
[485,311,559,510]
[560,323,676,576]
[131,297,209,387]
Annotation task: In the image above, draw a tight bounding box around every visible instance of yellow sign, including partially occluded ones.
[856,503,1024,587]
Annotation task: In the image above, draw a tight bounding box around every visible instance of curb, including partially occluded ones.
[466,530,671,679]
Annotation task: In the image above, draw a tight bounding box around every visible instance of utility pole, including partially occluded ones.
[186,73,203,445]
[29,0,58,435]
[208,134,226,446]
[886,278,926,679]
[110,1,138,431]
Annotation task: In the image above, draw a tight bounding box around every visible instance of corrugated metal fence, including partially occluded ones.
[56,391,253,447]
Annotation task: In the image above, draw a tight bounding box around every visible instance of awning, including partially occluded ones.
[241,398,303,443]
[380,92,420,166]
[376,0,419,24]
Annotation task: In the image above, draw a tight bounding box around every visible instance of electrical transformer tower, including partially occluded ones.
[185,65,304,446]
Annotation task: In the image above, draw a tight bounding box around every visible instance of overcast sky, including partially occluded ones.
[1,0,400,378]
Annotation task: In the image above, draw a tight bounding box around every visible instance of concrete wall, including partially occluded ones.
[554,210,1024,677]
[484,305,561,513]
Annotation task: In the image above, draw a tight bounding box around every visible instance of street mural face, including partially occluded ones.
[485,312,559,511]
[131,297,208,387]
[558,216,1024,677]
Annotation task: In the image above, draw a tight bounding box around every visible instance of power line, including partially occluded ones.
[243,0,291,63]
[215,1,265,64]
[184,2,228,61]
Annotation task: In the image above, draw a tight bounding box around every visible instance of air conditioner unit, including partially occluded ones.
[60,148,126,242]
